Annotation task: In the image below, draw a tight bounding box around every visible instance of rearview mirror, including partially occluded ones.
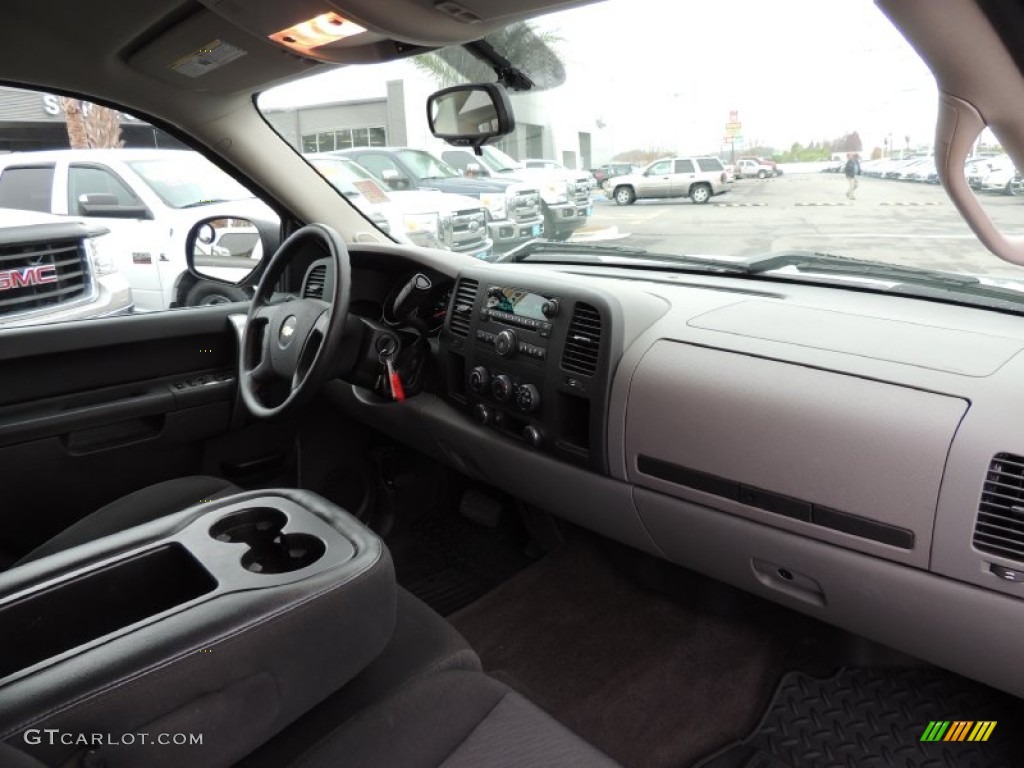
[427,83,515,150]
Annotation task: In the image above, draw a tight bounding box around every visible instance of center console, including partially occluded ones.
[0,490,394,768]
[440,268,614,471]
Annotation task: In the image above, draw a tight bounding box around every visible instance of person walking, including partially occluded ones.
[844,152,861,200]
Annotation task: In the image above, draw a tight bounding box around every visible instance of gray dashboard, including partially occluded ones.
[334,255,1024,700]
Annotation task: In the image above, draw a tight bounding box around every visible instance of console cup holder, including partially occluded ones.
[209,507,326,574]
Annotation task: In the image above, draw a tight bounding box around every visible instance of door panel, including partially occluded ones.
[671,159,697,196]
[63,164,169,310]
[0,307,294,561]
[637,160,673,198]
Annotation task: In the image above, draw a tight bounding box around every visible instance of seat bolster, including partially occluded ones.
[15,475,240,566]
[292,670,620,768]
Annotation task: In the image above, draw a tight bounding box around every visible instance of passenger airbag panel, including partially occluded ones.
[626,342,968,565]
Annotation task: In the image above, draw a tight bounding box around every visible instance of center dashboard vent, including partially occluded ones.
[448,277,479,337]
[303,265,326,299]
[973,452,1024,562]
[561,302,602,376]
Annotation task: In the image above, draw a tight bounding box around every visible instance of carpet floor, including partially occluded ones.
[450,534,801,767]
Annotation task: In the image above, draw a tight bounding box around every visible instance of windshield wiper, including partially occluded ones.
[744,251,980,287]
[494,240,748,272]
[744,250,1024,306]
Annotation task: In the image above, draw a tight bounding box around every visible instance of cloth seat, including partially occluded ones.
[290,670,620,768]
[14,475,241,567]
[7,478,620,768]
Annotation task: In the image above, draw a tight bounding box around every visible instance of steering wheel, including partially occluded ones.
[239,223,351,418]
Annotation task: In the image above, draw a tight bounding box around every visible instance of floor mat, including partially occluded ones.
[388,489,534,616]
[695,667,1024,768]
[449,535,794,768]
[402,567,491,617]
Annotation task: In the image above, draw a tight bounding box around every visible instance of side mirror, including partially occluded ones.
[380,169,410,190]
[426,83,515,151]
[185,216,270,286]
[77,192,151,219]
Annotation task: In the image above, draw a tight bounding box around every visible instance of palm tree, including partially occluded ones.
[411,23,564,91]
[59,98,124,149]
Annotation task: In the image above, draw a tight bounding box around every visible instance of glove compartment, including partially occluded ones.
[625,341,968,567]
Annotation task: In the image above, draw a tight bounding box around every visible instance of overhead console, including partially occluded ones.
[439,268,616,472]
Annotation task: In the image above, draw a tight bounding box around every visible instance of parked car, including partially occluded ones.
[0,149,275,309]
[589,163,637,185]
[307,154,493,259]
[900,158,937,182]
[0,207,132,326]
[967,154,1022,195]
[440,146,592,241]
[735,156,778,178]
[605,156,728,204]
[333,147,543,252]
[522,159,597,188]
[723,163,736,183]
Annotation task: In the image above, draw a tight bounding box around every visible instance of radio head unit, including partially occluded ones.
[485,286,555,321]
[441,274,612,472]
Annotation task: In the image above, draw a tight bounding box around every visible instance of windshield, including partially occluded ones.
[258,0,1024,306]
[127,156,253,208]
[480,146,521,172]
[395,150,460,180]
[307,156,388,199]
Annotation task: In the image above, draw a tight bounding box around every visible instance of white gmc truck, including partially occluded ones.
[0,148,275,311]
[0,208,132,327]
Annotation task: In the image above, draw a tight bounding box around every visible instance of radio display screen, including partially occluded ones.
[486,286,547,320]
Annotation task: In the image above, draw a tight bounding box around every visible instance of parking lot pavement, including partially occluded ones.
[574,174,1024,277]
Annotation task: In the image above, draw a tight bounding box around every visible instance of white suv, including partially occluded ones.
[604,156,727,205]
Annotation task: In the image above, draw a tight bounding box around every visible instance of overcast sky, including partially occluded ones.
[261,0,946,156]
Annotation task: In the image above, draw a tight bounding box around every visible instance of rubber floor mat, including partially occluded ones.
[403,567,490,616]
[695,667,1024,768]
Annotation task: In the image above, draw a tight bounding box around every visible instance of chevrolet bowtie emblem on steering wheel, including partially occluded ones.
[279,316,298,346]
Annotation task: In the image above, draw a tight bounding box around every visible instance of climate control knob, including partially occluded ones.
[468,366,490,393]
[515,383,541,413]
[523,425,543,448]
[474,404,492,425]
[541,299,560,318]
[494,329,518,358]
[491,374,513,403]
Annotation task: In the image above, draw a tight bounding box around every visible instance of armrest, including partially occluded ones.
[0,490,395,768]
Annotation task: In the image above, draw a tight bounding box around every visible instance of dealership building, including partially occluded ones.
[0,86,186,153]
[262,75,610,171]
[0,73,609,170]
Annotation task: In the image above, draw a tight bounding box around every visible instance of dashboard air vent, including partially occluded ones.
[561,302,602,376]
[973,452,1024,562]
[303,265,327,300]
[448,278,478,337]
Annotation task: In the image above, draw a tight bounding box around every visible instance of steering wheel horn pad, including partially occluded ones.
[239,224,352,419]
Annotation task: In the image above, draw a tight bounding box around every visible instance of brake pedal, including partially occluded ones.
[459,489,503,528]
